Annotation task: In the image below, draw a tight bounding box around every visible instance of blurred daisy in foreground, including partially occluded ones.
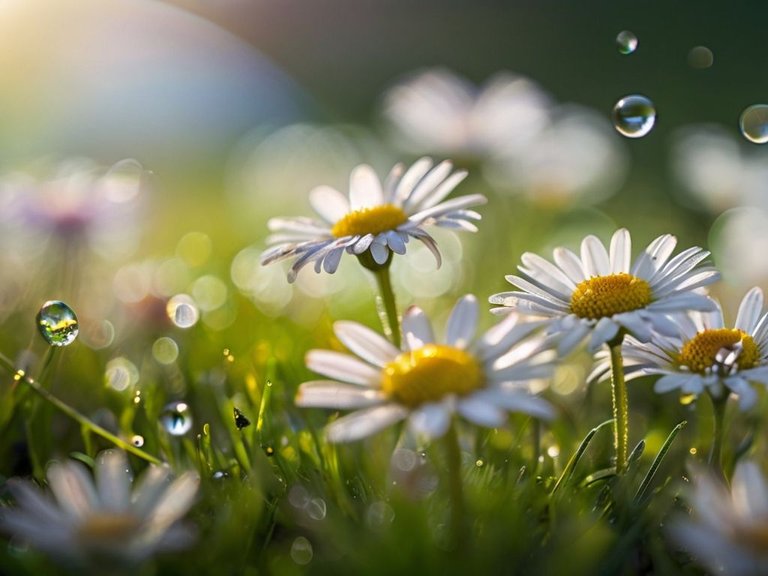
[669,459,768,576]
[617,287,768,410]
[296,294,554,443]
[260,157,486,282]
[489,228,720,353]
[0,450,199,569]
[382,68,551,158]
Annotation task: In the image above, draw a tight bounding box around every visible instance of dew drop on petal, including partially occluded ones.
[166,294,199,328]
[616,30,638,54]
[36,300,79,346]
[290,537,313,565]
[131,434,144,447]
[612,95,656,138]
[160,401,193,436]
[739,104,768,144]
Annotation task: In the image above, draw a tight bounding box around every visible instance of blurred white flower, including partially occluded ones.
[672,125,768,213]
[0,158,146,260]
[710,207,768,286]
[0,450,199,569]
[382,68,551,158]
[669,459,768,575]
[484,105,628,205]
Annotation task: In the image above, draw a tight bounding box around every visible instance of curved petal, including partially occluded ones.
[334,321,400,367]
[309,185,350,224]
[296,381,386,409]
[445,295,478,349]
[325,404,409,443]
[95,450,131,512]
[349,165,383,210]
[402,306,435,349]
[305,350,381,386]
[735,287,764,334]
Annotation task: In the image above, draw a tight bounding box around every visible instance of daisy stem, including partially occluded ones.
[443,421,467,551]
[608,338,629,474]
[358,252,401,348]
[708,393,727,474]
[0,353,161,465]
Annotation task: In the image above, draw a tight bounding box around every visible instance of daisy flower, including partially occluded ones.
[260,157,486,282]
[489,228,720,354]
[669,459,768,576]
[617,287,768,410]
[295,294,555,443]
[0,450,199,569]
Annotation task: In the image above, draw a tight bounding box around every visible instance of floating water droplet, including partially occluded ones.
[739,104,768,144]
[688,46,714,69]
[160,401,193,435]
[264,446,275,456]
[212,470,229,480]
[290,536,313,565]
[166,294,199,328]
[475,459,484,468]
[36,301,79,346]
[131,434,145,447]
[689,447,698,455]
[612,95,656,138]
[306,497,327,521]
[616,30,638,54]
[152,337,179,365]
[233,407,251,430]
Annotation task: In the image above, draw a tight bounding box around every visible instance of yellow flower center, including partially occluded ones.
[570,273,652,319]
[678,328,759,374]
[331,204,408,238]
[381,344,484,407]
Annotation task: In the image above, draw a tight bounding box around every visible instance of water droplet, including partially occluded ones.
[264,446,275,456]
[133,390,142,405]
[688,46,714,69]
[475,459,484,468]
[166,294,199,328]
[152,337,179,365]
[689,447,698,455]
[105,357,139,391]
[739,104,768,144]
[290,536,313,565]
[13,369,25,382]
[547,445,560,458]
[233,407,251,430]
[160,401,193,436]
[306,497,327,520]
[36,301,79,346]
[612,95,656,138]
[392,448,417,472]
[212,470,229,480]
[131,434,144,447]
[616,30,638,54]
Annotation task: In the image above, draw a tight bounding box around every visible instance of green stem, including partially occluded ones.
[708,393,727,473]
[357,252,400,348]
[443,422,467,550]
[0,354,161,465]
[609,338,629,474]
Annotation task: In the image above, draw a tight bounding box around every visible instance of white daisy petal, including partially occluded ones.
[95,451,131,512]
[552,247,586,283]
[475,389,555,420]
[47,462,98,519]
[581,234,611,277]
[520,252,577,293]
[326,404,409,443]
[589,317,620,351]
[444,294,478,348]
[735,287,764,334]
[306,350,381,386]
[731,460,768,521]
[456,395,507,427]
[385,230,407,254]
[349,164,384,209]
[402,306,435,349]
[370,241,390,264]
[654,373,697,394]
[609,228,631,274]
[403,159,454,211]
[394,157,433,204]
[309,185,350,224]
[334,321,400,367]
[296,381,386,409]
[408,402,452,439]
[418,169,468,210]
[631,233,677,278]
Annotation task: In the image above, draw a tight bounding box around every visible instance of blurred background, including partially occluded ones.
[1,0,768,334]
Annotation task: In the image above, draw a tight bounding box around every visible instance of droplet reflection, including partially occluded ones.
[612,95,656,138]
[36,301,79,346]
[616,30,638,55]
[739,104,768,144]
[160,401,193,436]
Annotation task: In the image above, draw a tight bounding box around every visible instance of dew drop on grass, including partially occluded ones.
[160,401,193,435]
[616,30,638,54]
[612,95,656,138]
[739,104,768,144]
[131,434,144,447]
[36,300,79,346]
[212,470,229,480]
[166,294,199,328]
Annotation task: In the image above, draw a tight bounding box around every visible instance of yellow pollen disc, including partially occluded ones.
[678,328,759,374]
[331,204,408,238]
[381,344,484,407]
[570,273,652,319]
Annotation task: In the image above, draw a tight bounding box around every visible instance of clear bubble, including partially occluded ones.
[290,537,313,565]
[131,434,145,447]
[152,337,179,365]
[739,104,768,144]
[305,497,327,521]
[36,300,79,346]
[688,46,714,69]
[160,401,193,436]
[612,95,656,138]
[166,294,199,328]
[616,30,638,55]
[105,357,139,391]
